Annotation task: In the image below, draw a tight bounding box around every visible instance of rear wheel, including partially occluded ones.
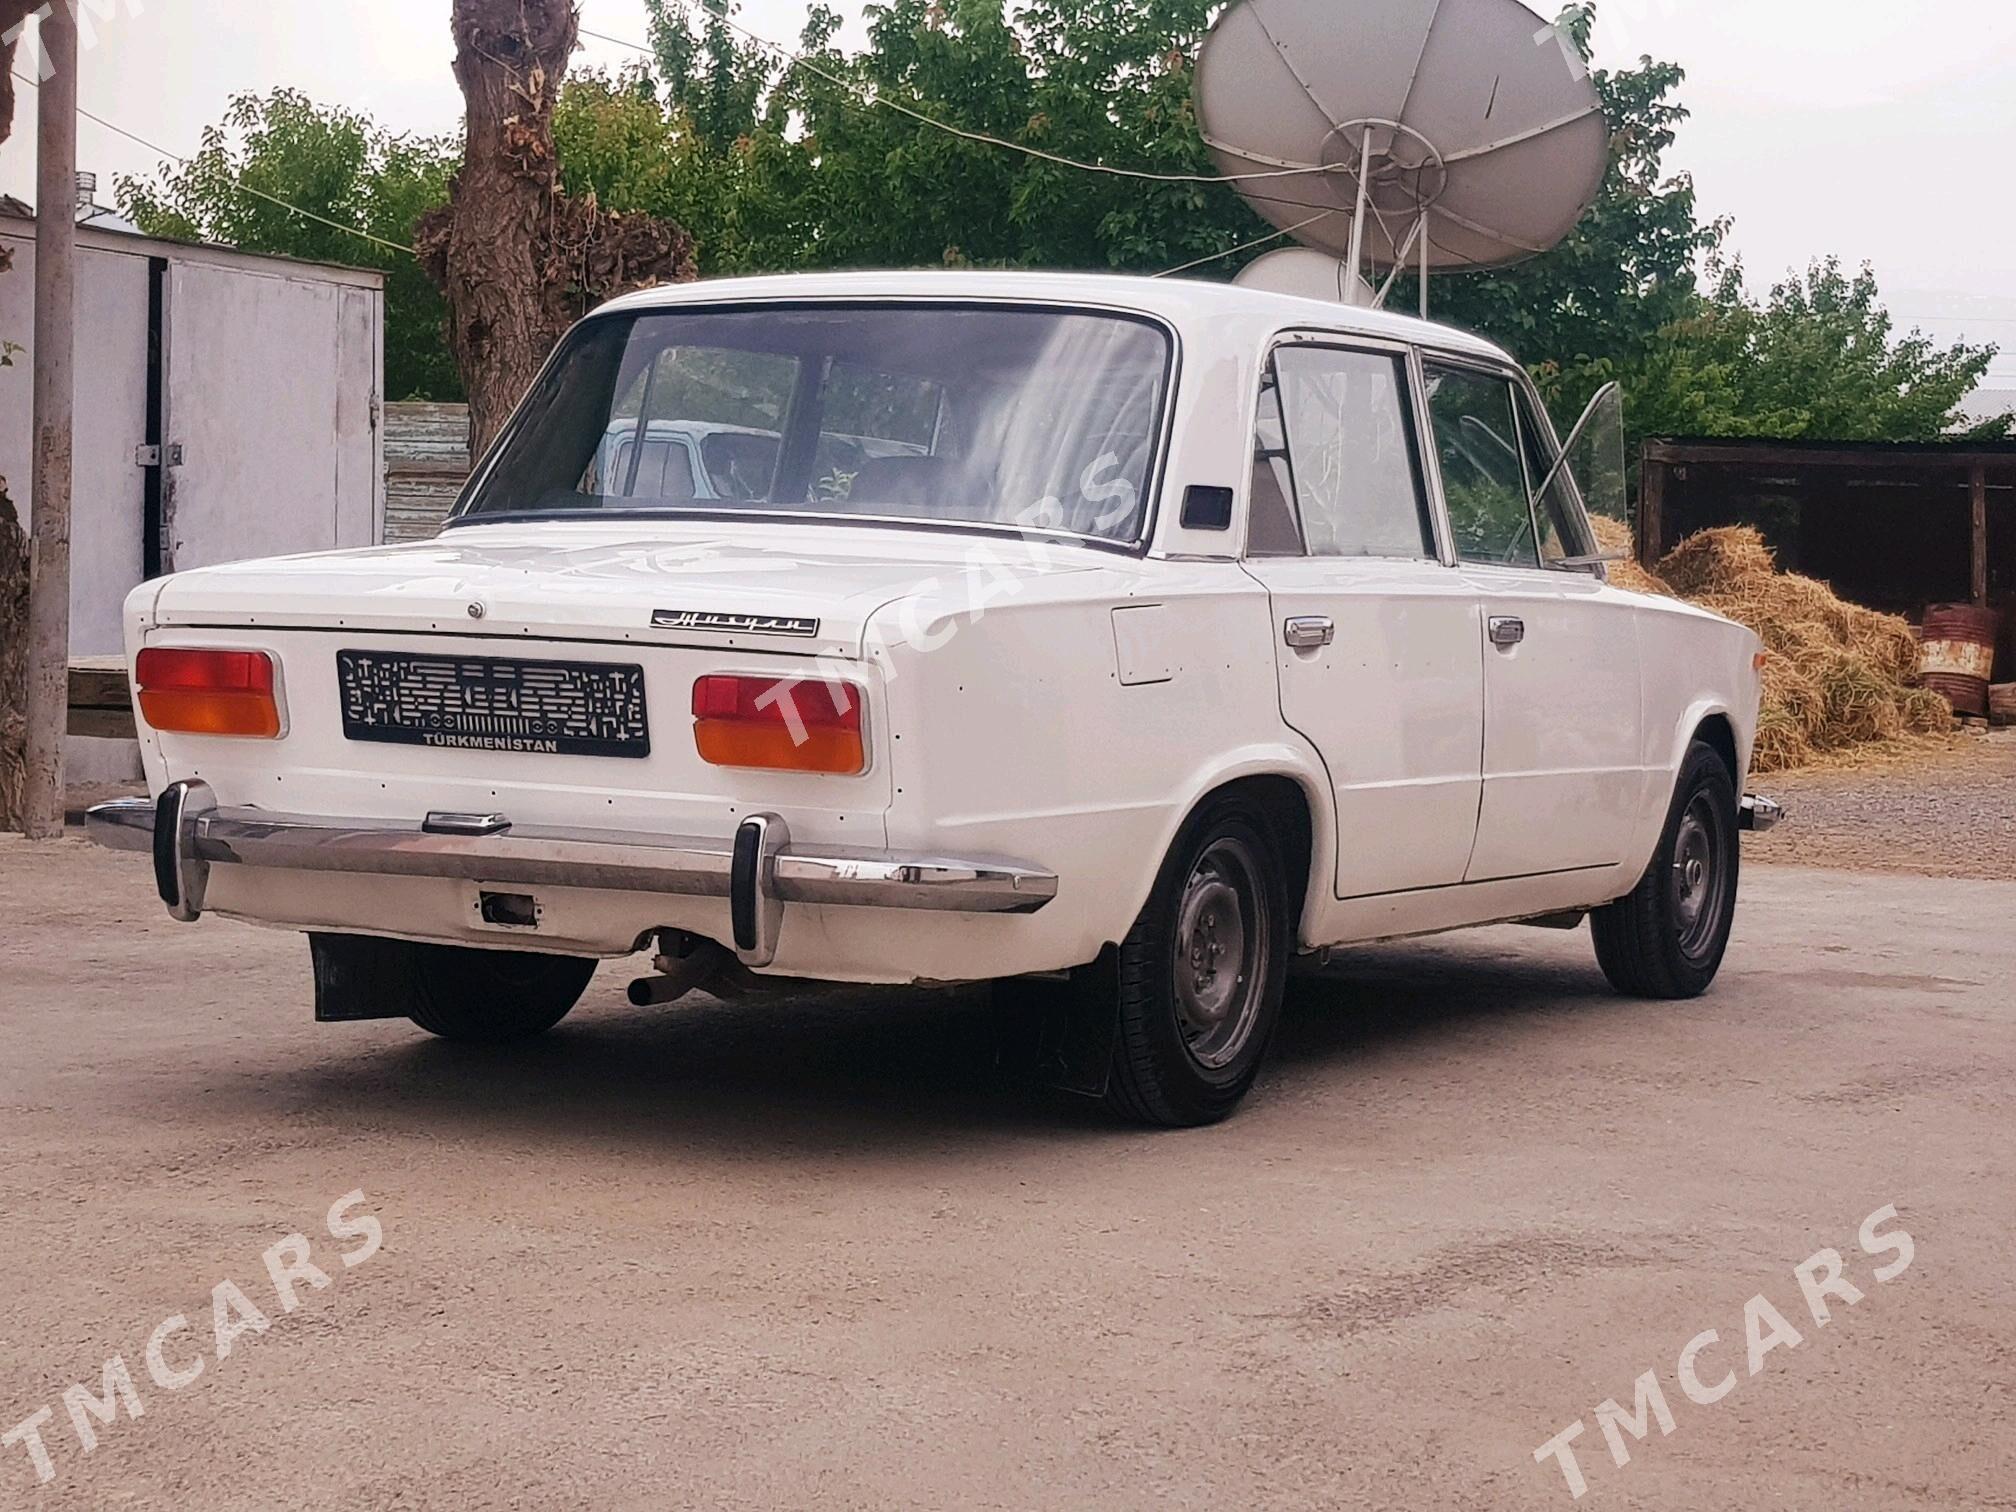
[406,946,597,1044]
[1591,741,1740,999]
[1104,798,1293,1127]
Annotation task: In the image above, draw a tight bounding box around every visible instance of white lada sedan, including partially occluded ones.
[89,271,1780,1126]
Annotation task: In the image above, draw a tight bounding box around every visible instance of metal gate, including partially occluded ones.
[159,260,382,574]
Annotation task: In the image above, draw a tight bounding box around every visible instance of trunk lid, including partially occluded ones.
[150,518,1100,659]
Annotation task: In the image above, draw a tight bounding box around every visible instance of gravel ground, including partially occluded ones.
[2,837,2012,1509]
[1749,731,2016,881]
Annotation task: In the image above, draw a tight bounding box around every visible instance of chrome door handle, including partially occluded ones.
[1284,616,1335,650]
[1488,616,1526,647]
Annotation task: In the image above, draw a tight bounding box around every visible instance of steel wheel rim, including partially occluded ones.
[1172,836,1270,1070]
[1670,795,1730,960]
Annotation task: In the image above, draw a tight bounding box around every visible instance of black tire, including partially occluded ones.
[406,945,597,1044]
[1104,797,1294,1127]
[1591,740,1741,999]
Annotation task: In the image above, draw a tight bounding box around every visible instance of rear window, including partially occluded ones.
[460,304,1175,544]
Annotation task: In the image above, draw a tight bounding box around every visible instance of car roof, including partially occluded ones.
[595,269,1515,366]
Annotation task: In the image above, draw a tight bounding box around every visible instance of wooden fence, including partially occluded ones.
[384,402,472,543]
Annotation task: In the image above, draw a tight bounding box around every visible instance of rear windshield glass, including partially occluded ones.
[458,304,1175,544]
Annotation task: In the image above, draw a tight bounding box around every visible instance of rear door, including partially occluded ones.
[1241,338,1485,899]
[1419,358,1645,881]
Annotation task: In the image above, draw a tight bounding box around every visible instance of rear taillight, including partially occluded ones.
[135,648,282,738]
[692,675,865,774]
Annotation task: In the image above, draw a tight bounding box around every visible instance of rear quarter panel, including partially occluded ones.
[869,556,1331,971]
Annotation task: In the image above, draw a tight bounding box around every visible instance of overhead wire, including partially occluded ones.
[8,66,420,259]
[14,0,1373,275]
[577,12,1340,189]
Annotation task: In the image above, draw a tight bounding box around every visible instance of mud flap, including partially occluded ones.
[310,934,425,1023]
[996,950,1120,1098]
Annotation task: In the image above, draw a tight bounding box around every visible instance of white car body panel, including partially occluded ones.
[1242,555,1485,897]
[113,271,1762,985]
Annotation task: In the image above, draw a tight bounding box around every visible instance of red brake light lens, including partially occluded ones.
[692,675,865,774]
[135,648,282,738]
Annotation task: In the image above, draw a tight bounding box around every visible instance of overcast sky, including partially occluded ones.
[5,0,2015,388]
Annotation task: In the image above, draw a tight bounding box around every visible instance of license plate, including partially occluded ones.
[336,651,650,759]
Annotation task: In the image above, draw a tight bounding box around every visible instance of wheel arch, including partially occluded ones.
[1693,712,1741,786]
[1621,701,1750,887]
[1662,697,1751,786]
[1144,750,1333,951]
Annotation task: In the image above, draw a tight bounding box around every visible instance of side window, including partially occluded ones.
[1424,363,1539,568]
[1515,393,1594,565]
[1247,365,1306,557]
[1248,347,1435,560]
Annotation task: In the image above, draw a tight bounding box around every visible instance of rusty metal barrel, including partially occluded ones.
[1919,604,2002,716]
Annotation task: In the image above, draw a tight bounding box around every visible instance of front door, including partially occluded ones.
[1241,341,1485,900]
[1420,359,1645,881]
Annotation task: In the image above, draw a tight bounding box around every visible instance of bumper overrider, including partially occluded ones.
[86,780,1059,968]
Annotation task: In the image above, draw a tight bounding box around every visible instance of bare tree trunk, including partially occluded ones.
[0,481,29,826]
[1,0,43,821]
[417,0,697,459]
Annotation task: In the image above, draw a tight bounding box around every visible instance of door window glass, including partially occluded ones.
[1247,367,1306,557]
[1424,363,1539,568]
[1269,347,1436,559]
[1516,393,1595,565]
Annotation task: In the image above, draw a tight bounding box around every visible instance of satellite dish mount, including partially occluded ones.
[1325,118,1448,313]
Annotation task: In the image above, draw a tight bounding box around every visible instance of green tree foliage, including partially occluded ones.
[117,89,462,401]
[1629,258,2013,440]
[119,5,2009,440]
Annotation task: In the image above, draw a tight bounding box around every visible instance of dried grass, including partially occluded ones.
[1591,521,1956,774]
[1588,516,1675,598]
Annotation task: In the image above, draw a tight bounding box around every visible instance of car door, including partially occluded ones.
[1241,338,1486,899]
[1419,357,1646,882]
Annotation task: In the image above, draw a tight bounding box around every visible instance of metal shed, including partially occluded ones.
[1637,437,2016,666]
[1,211,385,779]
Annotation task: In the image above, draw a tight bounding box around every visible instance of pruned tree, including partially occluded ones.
[417,0,698,457]
[1,0,39,821]
[0,481,26,824]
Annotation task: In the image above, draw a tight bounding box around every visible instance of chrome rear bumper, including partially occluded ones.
[1740,794,1785,833]
[87,780,1058,967]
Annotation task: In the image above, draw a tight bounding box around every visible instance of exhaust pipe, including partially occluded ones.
[627,935,746,1007]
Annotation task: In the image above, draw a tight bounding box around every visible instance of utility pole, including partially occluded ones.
[21,4,76,839]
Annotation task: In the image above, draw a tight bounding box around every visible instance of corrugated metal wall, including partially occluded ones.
[384,402,470,543]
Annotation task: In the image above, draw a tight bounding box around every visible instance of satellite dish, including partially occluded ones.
[1234,247,1376,305]
[1194,0,1609,302]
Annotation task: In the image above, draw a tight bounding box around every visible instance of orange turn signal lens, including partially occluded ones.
[135,648,282,738]
[693,674,865,775]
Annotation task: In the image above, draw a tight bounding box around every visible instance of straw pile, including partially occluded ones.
[1590,517,1953,773]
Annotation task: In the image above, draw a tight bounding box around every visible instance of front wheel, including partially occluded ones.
[1103,798,1293,1127]
[1591,741,1740,999]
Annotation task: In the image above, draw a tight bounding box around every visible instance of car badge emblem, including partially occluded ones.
[652,610,821,638]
